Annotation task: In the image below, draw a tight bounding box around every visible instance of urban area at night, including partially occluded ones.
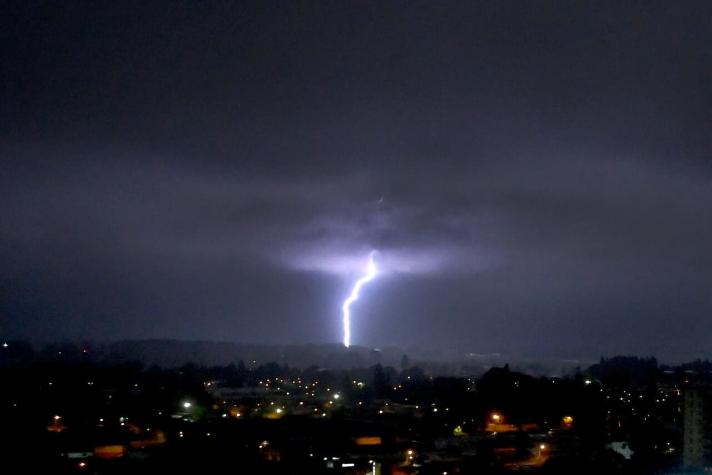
[3,341,712,474]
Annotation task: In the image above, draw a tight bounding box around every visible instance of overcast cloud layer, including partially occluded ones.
[1,1,711,360]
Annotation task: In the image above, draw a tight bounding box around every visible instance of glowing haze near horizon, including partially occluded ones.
[1,1,711,361]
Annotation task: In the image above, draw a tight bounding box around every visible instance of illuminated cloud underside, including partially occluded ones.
[283,246,452,276]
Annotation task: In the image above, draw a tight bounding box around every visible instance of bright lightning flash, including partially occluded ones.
[342,251,378,348]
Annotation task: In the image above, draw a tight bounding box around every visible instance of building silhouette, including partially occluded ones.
[684,387,712,468]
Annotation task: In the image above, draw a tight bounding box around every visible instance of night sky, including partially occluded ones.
[2,1,711,360]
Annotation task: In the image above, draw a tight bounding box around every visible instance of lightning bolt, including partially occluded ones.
[342,251,378,348]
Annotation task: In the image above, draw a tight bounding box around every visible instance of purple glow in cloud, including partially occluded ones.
[283,245,453,275]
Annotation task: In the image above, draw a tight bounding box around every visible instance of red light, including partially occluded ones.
[78,461,87,469]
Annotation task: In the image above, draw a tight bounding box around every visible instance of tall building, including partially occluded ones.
[683,387,712,468]
[370,348,382,365]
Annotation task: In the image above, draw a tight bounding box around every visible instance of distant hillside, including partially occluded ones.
[98,339,406,369]
[4,338,590,376]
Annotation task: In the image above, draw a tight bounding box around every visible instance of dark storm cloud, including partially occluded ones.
[1,1,711,359]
